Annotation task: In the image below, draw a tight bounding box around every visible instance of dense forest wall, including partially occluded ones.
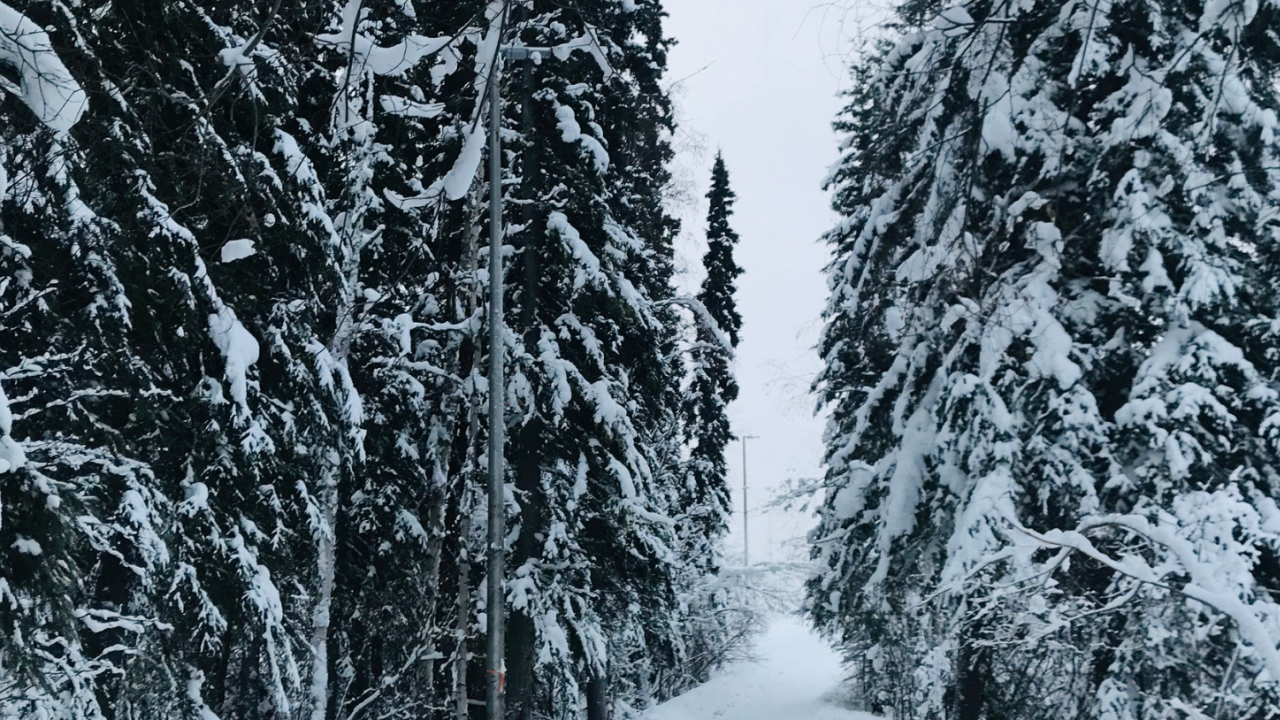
[0,1,741,719]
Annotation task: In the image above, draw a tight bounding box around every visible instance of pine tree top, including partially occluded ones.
[699,152,743,347]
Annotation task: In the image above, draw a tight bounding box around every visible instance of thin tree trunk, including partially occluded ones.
[312,180,365,719]
[420,303,467,689]
[519,52,541,332]
[309,449,340,720]
[954,639,986,720]
[454,498,473,720]
[505,421,545,720]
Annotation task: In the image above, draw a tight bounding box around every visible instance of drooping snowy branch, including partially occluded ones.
[0,2,87,133]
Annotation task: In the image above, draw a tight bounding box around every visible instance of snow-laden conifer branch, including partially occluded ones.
[0,3,86,133]
[1018,509,1280,687]
[201,0,284,114]
[662,296,734,357]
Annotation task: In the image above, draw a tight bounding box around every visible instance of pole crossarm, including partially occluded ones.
[500,45,553,61]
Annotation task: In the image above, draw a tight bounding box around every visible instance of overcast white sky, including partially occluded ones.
[663,1,864,564]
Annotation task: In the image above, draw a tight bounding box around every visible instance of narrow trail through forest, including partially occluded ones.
[640,616,879,720]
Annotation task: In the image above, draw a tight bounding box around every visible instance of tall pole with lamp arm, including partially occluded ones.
[484,25,561,720]
[483,7,611,715]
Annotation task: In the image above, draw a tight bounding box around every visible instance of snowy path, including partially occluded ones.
[640,616,878,720]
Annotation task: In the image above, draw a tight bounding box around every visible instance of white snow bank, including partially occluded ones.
[0,2,88,132]
[640,616,878,720]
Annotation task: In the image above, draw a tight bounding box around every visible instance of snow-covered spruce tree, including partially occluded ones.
[483,2,690,718]
[0,5,172,719]
[0,0,314,715]
[810,0,1280,717]
[44,3,341,716]
[662,153,743,697]
[682,152,741,553]
[0,1,478,717]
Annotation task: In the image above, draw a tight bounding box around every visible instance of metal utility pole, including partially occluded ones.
[485,47,507,720]
[740,435,759,566]
[484,32,556,720]
[481,8,607,717]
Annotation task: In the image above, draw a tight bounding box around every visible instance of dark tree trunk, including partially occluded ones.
[506,31,547,720]
[505,423,546,720]
[505,611,538,720]
[519,57,541,332]
[955,641,986,720]
[586,673,609,720]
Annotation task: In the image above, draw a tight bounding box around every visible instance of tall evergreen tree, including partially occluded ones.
[682,152,742,546]
[0,7,158,718]
[810,0,1280,718]
[662,152,744,697]
[0,1,495,717]
[489,3,691,717]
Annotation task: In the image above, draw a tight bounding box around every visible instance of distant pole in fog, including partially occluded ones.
[740,435,759,565]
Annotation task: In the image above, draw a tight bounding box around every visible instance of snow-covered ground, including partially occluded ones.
[640,616,879,720]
